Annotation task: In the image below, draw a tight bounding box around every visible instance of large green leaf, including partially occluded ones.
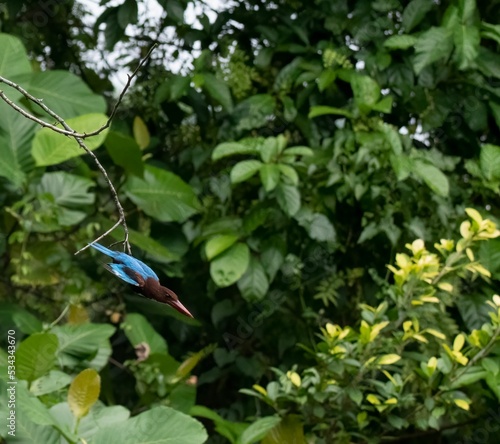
[240,416,282,444]
[28,70,106,118]
[263,415,306,444]
[37,172,95,207]
[413,27,453,74]
[383,35,418,50]
[15,412,61,444]
[105,131,144,177]
[402,0,434,32]
[30,370,72,396]
[0,100,37,185]
[237,257,269,301]
[17,382,56,426]
[276,184,301,216]
[202,73,233,112]
[16,333,58,382]
[212,142,259,160]
[32,113,109,166]
[294,208,336,243]
[125,165,201,222]
[210,242,250,287]
[453,25,480,70]
[92,406,208,444]
[205,234,239,261]
[260,164,281,192]
[121,313,168,355]
[412,160,449,196]
[230,160,263,184]
[351,75,380,113]
[52,323,115,361]
[261,235,286,281]
[0,33,32,78]
[480,144,500,181]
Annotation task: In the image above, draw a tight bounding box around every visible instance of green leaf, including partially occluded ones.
[260,164,281,192]
[282,95,297,121]
[449,367,486,389]
[17,382,56,426]
[283,146,314,157]
[276,184,301,216]
[202,73,233,112]
[105,131,144,176]
[16,333,58,382]
[32,113,109,166]
[212,142,259,160]
[52,323,115,360]
[0,100,37,186]
[0,304,43,334]
[262,415,306,444]
[92,406,208,444]
[390,154,412,181]
[28,70,106,118]
[261,235,286,281]
[384,35,418,50]
[124,165,201,222]
[37,172,95,207]
[210,242,250,287]
[30,370,72,396]
[260,137,282,163]
[0,33,32,78]
[121,313,168,354]
[372,95,393,113]
[412,160,449,196]
[117,0,138,28]
[133,116,150,150]
[15,414,61,444]
[240,416,282,444]
[481,22,500,45]
[479,144,500,180]
[413,27,453,74]
[295,208,336,243]
[205,234,239,261]
[380,123,402,154]
[237,257,269,301]
[68,368,101,419]
[458,0,476,22]
[453,25,480,70]
[351,75,381,112]
[402,0,434,32]
[230,160,263,184]
[308,106,353,118]
[278,164,299,185]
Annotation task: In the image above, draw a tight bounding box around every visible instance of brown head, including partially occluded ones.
[139,277,194,318]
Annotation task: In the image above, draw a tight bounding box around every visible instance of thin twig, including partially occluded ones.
[0,44,157,140]
[0,46,157,255]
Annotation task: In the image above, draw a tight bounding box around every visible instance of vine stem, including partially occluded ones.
[0,44,157,255]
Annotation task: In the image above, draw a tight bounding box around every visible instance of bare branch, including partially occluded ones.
[0,46,157,255]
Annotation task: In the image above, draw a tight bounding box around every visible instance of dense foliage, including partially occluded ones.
[1,0,500,443]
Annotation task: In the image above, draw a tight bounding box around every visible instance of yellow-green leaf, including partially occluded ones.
[454,399,470,411]
[133,116,150,149]
[377,354,401,365]
[68,368,101,419]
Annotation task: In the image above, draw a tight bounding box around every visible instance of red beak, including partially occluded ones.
[168,298,194,318]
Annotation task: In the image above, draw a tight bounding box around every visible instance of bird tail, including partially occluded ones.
[89,242,119,259]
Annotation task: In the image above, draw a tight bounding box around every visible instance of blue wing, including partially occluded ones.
[104,263,141,286]
[90,242,159,282]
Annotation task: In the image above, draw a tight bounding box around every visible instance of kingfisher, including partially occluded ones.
[90,242,193,318]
